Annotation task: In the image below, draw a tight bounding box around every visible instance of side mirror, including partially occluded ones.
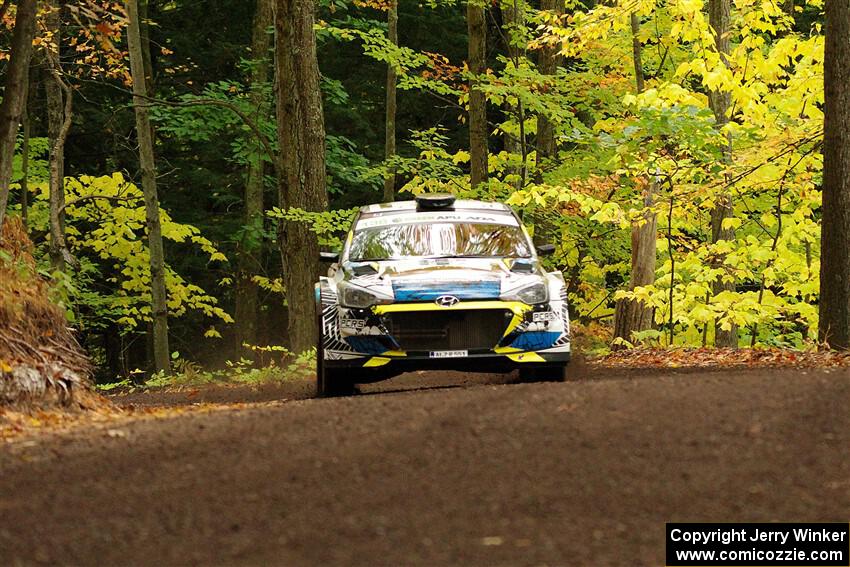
[319,251,340,263]
[536,244,556,257]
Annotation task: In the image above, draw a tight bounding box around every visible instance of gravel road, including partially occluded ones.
[1,367,848,566]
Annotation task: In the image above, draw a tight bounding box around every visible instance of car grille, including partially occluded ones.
[385,309,511,352]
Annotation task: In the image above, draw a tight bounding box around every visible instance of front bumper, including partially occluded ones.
[319,288,571,378]
[325,350,571,382]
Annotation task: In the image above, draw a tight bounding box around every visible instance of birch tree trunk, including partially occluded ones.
[235,0,272,353]
[127,0,171,373]
[383,0,398,202]
[0,0,38,233]
[612,13,657,348]
[467,0,488,188]
[275,0,330,354]
[708,0,737,347]
[819,0,850,348]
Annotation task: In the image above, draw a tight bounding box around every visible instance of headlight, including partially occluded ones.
[338,282,391,309]
[503,281,549,305]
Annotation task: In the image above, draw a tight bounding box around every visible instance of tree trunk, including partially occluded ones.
[139,0,155,92]
[629,13,645,94]
[46,76,73,272]
[20,65,33,230]
[819,0,850,349]
[612,13,657,348]
[235,0,272,354]
[708,0,737,347]
[0,0,37,233]
[534,0,562,176]
[501,0,520,160]
[45,0,72,272]
[127,0,171,374]
[274,0,330,354]
[500,0,526,189]
[104,322,124,380]
[613,184,657,344]
[383,0,398,202]
[467,0,488,188]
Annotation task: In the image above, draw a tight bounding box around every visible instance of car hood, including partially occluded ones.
[341,257,542,301]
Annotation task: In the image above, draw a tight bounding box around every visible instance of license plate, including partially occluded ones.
[429,350,468,358]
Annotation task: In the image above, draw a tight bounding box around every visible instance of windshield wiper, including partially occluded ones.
[425,254,534,260]
[352,254,532,261]
[423,254,497,259]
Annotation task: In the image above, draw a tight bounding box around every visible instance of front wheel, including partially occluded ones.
[316,364,357,397]
[316,295,357,398]
[519,363,569,383]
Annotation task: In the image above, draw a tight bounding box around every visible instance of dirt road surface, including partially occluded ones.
[1,367,849,566]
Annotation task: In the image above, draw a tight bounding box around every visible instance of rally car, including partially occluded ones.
[314,194,571,396]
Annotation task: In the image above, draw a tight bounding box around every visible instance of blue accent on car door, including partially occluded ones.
[392,280,501,301]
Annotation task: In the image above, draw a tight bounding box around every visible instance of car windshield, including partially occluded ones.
[348,222,532,261]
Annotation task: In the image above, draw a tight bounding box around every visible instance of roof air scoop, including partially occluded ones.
[415,193,456,211]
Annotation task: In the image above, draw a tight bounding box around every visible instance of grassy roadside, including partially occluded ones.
[96,349,316,393]
[3,350,316,443]
[593,346,850,369]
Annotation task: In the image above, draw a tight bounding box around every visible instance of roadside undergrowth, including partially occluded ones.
[0,218,99,410]
[97,348,317,393]
[0,399,288,444]
[592,347,850,369]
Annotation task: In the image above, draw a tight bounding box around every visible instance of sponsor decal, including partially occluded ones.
[356,212,519,230]
[532,311,556,323]
[339,317,367,331]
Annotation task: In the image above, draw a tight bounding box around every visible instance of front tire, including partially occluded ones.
[316,293,357,398]
[519,363,568,383]
[317,364,356,398]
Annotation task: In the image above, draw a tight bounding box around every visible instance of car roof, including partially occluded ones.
[359,199,512,215]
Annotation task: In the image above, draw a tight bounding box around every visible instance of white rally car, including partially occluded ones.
[314,194,571,396]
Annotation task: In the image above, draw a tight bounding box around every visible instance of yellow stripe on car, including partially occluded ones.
[380,350,407,357]
[374,300,528,315]
[505,352,546,363]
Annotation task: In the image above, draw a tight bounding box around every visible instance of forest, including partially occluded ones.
[0,0,849,386]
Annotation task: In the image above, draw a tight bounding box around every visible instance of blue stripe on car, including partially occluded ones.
[509,331,561,351]
[392,281,501,301]
[344,336,389,355]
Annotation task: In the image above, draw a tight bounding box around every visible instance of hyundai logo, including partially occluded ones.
[435,295,460,307]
